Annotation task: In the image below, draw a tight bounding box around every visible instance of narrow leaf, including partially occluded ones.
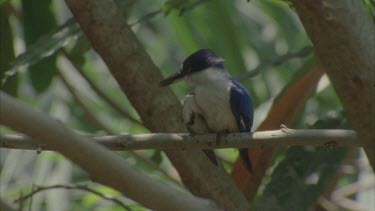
[1,18,81,85]
[0,6,18,96]
[22,0,58,93]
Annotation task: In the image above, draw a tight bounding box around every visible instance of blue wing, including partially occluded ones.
[229,79,254,132]
[229,79,254,172]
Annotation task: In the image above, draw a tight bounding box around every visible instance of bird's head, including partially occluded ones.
[160,49,227,87]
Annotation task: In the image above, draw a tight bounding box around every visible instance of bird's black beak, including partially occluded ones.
[159,71,185,87]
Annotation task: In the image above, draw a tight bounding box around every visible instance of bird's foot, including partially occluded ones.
[324,141,337,151]
[215,130,230,145]
[280,124,292,133]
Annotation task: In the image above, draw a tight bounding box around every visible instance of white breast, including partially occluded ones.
[186,68,239,133]
[181,94,210,134]
[194,84,238,133]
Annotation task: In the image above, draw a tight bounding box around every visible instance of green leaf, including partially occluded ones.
[0,6,18,96]
[255,113,349,210]
[256,146,346,210]
[257,0,304,49]
[22,0,59,93]
[150,150,163,164]
[68,36,91,66]
[2,17,81,90]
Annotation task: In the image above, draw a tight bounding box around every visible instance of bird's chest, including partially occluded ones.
[194,86,238,133]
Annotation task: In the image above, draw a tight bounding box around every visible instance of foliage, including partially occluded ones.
[255,112,349,210]
[0,0,373,210]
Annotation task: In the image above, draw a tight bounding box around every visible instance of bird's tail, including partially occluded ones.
[203,149,218,165]
[239,148,252,172]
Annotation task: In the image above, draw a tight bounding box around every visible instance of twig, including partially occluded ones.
[130,150,182,185]
[129,9,162,26]
[129,0,210,26]
[14,184,132,211]
[0,199,17,211]
[237,46,313,81]
[58,70,114,134]
[3,2,23,20]
[326,181,375,211]
[60,49,144,127]
[331,181,375,199]
[28,185,34,211]
[317,197,339,211]
[18,191,23,211]
[0,129,359,151]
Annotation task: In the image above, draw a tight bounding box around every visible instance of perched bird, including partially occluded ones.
[160,49,254,171]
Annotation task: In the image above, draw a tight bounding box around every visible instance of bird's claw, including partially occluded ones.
[324,141,337,150]
[280,124,291,133]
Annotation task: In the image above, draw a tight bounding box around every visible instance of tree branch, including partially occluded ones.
[0,129,358,151]
[0,91,219,211]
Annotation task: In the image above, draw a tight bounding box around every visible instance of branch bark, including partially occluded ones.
[290,0,375,169]
[0,129,359,151]
[0,91,219,211]
[64,0,250,210]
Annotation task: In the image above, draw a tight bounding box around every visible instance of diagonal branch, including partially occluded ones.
[58,70,114,134]
[60,48,144,127]
[0,129,359,151]
[58,70,181,185]
[0,91,219,211]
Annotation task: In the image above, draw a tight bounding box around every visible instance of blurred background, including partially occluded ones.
[1,0,374,210]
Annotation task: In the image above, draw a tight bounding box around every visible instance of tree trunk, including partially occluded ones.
[290,0,375,170]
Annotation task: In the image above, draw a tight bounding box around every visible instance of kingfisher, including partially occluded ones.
[160,49,254,171]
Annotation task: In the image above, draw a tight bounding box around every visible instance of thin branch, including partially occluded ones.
[238,46,313,81]
[129,0,210,26]
[58,70,114,134]
[3,2,23,20]
[130,150,182,185]
[0,199,17,211]
[27,184,34,211]
[0,91,219,211]
[319,177,375,210]
[331,181,375,199]
[14,184,132,211]
[317,197,340,211]
[60,49,144,127]
[0,129,358,151]
[129,9,162,26]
